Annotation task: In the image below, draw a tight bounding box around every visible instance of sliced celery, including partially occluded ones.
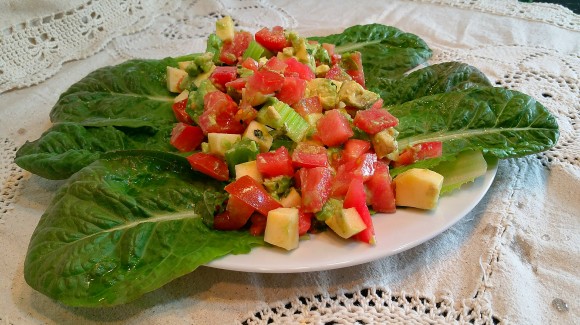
[431,150,490,194]
[258,98,310,143]
[243,40,268,61]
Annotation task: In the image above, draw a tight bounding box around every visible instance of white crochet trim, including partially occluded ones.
[0,0,181,93]
[239,288,501,324]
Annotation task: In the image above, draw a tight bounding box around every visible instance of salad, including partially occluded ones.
[167,16,451,249]
[15,17,558,307]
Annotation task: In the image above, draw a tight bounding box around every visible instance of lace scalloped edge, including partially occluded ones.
[0,0,182,94]
[238,287,502,324]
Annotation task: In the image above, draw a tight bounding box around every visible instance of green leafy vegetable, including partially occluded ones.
[23,150,263,307]
[309,23,432,81]
[389,87,559,176]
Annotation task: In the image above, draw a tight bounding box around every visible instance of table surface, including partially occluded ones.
[1,0,578,324]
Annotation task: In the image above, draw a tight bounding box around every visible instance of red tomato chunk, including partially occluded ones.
[187,152,229,181]
[343,179,375,244]
[353,107,398,135]
[256,146,294,178]
[170,123,204,152]
[224,175,282,216]
[300,167,333,213]
[316,109,354,147]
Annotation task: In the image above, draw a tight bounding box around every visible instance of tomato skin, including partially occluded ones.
[256,146,295,178]
[343,178,375,244]
[300,167,333,213]
[210,66,238,91]
[170,122,205,152]
[366,161,396,213]
[353,107,398,135]
[298,209,313,236]
[213,195,255,230]
[291,142,328,168]
[246,70,285,94]
[292,96,323,117]
[393,141,443,167]
[198,91,245,134]
[220,31,252,65]
[255,26,288,53]
[316,109,354,147]
[276,76,306,106]
[187,152,230,181]
[249,213,267,236]
[284,57,315,80]
[172,98,194,124]
[225,175,282,216]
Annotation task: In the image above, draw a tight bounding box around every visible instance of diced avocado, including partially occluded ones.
[257,99,309,143]
[205,33,223,63]
[338,80,380,109]
[263,175,293,201]
[178,61,193,70]
[315,198,343,221]
[307,42,331,65]
[166,66,188,93]
[305,78,339,110]
[264,207,300,250]
[288,32,309,64]
[174,90,189,103]
[372,128,398,159]
[224,138,260,174]
[315,64,330,77]
[187,80,218,122]
[243,121,274,152]
[280,187,302,208]
[325,207,367,239]
[304,113,323,137]
[393,168,444,210]
[234,160,262,182]
[207,133,241,157]
[215,16,235,42]
[193,64,216,88]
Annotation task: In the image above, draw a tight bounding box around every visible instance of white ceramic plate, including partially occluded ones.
[206,163,497,273]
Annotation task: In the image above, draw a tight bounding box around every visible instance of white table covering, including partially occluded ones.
[1,0,578,324]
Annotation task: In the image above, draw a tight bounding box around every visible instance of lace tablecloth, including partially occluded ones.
[1,0,578,324]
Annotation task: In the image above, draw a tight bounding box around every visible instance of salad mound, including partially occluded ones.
[16,17,558,307]
[168,16,447,249]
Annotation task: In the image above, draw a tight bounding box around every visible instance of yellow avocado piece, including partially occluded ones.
[393,168,444,210]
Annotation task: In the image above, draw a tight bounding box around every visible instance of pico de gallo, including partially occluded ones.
[166,16,443,250]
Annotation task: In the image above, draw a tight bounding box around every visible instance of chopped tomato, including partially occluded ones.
[292,96,323,117]
[342,51,365,87]
[276,76,306,106]
[291,142,328,168]
[342,139,372,163]
[255,26,288,53]
[214,195,255,231]
[331,153,376,197]
[316,109,354,147]
[210,66,238,91]
[170,122,204,152]
[256,146,294,178]
[343,178,375,244]
[263,56,288,74]
[187,152,229,181]
[220,31,252,65]
[366,161,396,213]
[224,175,282,215]
[353,107,398,135]
[249,213,267,236]
[225,77,247,91]
[284,57,315,80]
[325,64,352,82]
[234,102,258,124]
[246,70,285,94]
[298,209,313,236]
[172,98,194,124]
[393,141,443,167]
[241,57,259,72]
[198,91,245,134]
[300,167,333,213]
[322,43,340,65]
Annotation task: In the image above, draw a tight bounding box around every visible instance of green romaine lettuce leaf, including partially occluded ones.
[24,150,263,307]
